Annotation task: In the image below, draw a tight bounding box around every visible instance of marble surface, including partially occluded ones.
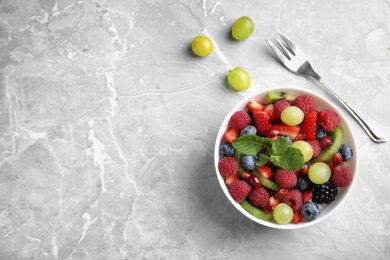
[1,0,390,259]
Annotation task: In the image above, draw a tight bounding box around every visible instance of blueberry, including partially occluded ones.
[301,202,323,221]
[240,125,257,136]
[339,144,353,162]
[316,125,326,140]
[242,154,257,171]
[219,141,235,156]
[295,176,310,191]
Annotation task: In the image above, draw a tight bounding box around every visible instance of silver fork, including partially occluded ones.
[268,30,389,143]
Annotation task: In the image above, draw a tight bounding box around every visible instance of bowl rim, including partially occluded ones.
[214,86,359,229]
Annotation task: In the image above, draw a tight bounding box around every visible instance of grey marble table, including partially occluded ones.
[1,0,390,259]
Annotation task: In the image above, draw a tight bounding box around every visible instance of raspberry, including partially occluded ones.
[307,139,321,158]
[283,189,303,211]
[274,100,290,121]
[228,180,252,202]
[292,95,317,115]
[248,187,269,208]
[275,169,297,189]
[331,165,353,187]
[318,109,340,132]
[230,111,251,131]
[218,157,239,177]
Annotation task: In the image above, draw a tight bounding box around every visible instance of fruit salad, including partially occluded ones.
[217,91,354,225]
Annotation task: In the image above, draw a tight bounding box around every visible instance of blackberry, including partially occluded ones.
[312,181,338,204]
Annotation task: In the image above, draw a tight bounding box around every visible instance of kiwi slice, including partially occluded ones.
[252,168,280,191]
[234,150,246,175]
[266,91,297,104]
[259,176,280,191]
[240,199,273,221]
[312,125,344,163]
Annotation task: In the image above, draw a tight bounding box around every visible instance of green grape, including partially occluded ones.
[232,16,255,40]
[227,67,251,91]
[280,106,304,126]
[308,162,331,184]
[291,141,313,162]
[191,35,213,57]
[273,203,293,224]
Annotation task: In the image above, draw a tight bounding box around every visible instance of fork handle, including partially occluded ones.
[314,77,389,143]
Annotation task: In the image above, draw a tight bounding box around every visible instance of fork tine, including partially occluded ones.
[267,38,290,63]
[276,30,296,54]
[271,34,292,60]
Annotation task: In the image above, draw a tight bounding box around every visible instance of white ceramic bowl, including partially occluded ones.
[214,87,359,229]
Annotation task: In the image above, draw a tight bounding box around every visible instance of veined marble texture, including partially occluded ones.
[0,0,390,259]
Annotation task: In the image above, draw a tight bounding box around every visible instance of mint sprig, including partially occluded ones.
[232,136,304,171]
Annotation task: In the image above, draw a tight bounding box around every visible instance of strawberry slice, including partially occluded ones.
[224,127,240,143]
[256,165,273,179]
[268,124,300,140]
[263,104,276,122]
[253,111,271,135]
[225,174,239,185]
[300,110,317,141]
[292,210,303,224]
[246,100,266,112]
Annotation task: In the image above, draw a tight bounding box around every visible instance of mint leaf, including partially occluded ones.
[256,154,270,166]
[231,134,304,171]
[232,135,270,156]
[270,147,304,171]
[271,137,288,155]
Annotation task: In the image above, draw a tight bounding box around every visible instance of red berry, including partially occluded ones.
[263,204,274,214]
[253,111,271,135]
[246,100,266,112]
[256,165,273,179]
[268,196,280,207]
[218,157,239,177]
[224,127,240,143]
[275,188,288,199]
[332,152,343,166]
[331,165,353,187]
[292,95,317,115]
[241,171,252,181]
[248,187,269,208]
[298,164,309,175]
[230,111,251,131]
[307,139,321,158]
[302,189,313,204]
[294,133,305,141]
[283,189,303,211]
[320,136,333,147]
[318,109,340,132]
[274,100,290,121]
[249,175,262,189]
[292,210,303,224]
[275,169,297,189]
[228,180,252,202]
[300,110,317,141]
